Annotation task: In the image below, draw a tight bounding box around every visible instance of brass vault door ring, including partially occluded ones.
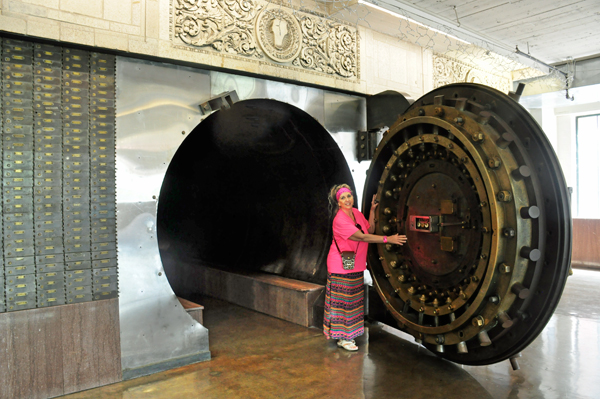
[364,83,572,365]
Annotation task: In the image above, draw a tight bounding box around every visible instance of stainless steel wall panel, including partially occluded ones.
[116,57,211,377]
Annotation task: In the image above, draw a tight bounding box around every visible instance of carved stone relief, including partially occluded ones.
[433,54,511,93]
[172,0,359,80]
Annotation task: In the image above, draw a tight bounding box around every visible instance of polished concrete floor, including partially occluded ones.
[62,269,600,399]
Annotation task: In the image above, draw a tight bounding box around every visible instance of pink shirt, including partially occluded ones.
[327,208,370,274]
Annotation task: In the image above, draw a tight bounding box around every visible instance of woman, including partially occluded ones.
[323,184,407,351]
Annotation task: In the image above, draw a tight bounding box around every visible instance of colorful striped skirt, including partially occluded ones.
[323,272,365,341]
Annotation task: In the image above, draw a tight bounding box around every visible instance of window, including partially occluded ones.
[575,114,600,217]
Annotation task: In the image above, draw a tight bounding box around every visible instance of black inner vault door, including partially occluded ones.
[157,99,354,288]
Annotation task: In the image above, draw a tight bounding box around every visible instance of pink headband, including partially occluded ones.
[336,187,351,201]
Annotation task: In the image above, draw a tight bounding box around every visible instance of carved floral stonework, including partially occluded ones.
[433,54,511,93]
[172,0,359,80]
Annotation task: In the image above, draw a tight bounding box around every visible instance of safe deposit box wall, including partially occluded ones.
[0,37,118,312]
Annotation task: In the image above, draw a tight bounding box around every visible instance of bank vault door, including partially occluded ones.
[364,83,571,366]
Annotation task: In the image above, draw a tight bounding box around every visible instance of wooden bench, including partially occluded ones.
[177,297,204,325]
[192,266,325,327]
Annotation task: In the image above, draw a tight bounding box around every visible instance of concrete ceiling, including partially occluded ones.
[369,0,600,65]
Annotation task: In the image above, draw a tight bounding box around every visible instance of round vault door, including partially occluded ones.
[364,83,572,366]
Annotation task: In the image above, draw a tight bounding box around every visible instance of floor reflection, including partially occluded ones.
[61,269,600,399]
